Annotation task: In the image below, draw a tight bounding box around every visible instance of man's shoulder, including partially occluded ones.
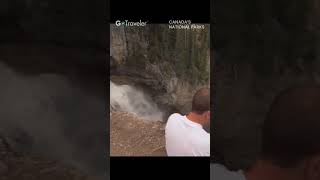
[166,113,183,130]
[167,113,184,124]
[168,113,183,120]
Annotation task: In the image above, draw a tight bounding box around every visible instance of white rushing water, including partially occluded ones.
[110,81,164,121]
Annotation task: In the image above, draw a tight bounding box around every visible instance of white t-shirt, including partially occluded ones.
[165,113,210,156]
[211,163,246,180]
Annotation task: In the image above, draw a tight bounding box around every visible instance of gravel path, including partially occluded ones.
[110,112,167,156]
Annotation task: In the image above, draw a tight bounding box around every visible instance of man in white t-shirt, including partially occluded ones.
[165,87,210,156]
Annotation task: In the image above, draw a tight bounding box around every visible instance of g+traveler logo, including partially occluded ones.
[115,20,147,27]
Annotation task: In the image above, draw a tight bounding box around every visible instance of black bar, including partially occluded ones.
[110,0,210,23]
[111,157,210,179]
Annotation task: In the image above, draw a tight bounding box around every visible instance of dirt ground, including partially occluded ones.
[110,112,167,156]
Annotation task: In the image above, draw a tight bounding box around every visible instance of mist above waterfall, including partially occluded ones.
[110,81,164,121]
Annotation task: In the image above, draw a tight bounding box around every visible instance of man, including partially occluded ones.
[211,85,320,180]
[165,87,210,156]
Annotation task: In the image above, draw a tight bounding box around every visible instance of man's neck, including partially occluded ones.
[186,112,203,126]
[244,160,303,180]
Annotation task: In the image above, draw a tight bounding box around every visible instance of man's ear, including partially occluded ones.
[305,154,320,180]
[205,111,210,122]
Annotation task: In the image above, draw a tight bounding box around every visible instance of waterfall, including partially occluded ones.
[110,81,164,121]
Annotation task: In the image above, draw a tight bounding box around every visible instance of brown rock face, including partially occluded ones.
[111,24,210,114]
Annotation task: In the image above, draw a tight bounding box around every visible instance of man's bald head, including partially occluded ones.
[191,87,210,114]
[261,85,320,167]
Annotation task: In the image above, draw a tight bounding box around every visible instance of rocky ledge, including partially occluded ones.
[110,112,166,156]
